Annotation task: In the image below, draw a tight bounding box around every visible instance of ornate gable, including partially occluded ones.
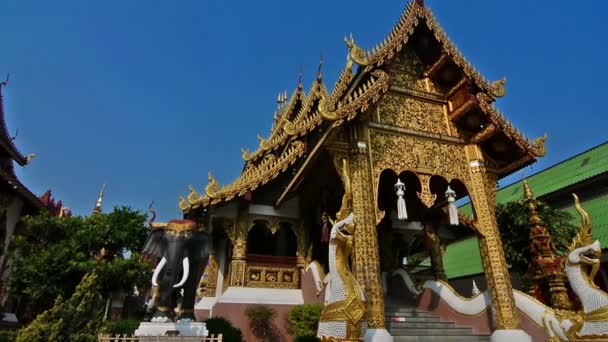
[180,0,546,212]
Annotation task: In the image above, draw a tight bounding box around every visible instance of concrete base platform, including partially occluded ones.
[134,322,208,337]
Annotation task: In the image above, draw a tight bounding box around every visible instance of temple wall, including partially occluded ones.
[213,302,293,342]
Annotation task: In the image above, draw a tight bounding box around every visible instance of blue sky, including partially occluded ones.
[1,0,606,220]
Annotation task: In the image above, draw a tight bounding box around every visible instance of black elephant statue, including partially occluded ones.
[143,214,210,323]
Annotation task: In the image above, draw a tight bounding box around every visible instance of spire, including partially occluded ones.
[317,52,324,81]
[92,183,106,214]
[297,65,303,89]
[523,179,543,228]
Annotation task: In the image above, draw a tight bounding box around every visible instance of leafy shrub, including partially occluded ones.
[100,319,140,335]
[15,273,101,342]
[288,304,323,338]
[245,305,276,341]
[205,317,243,342]
[0,330,16,342]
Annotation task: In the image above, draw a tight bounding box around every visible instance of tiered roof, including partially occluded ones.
[180,0,546,212]
[0,80,44,212]
[0,79,28,169]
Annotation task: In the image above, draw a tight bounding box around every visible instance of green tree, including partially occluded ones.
[496,200,578,274]
[7,206,151,322]
[16,272,101,342]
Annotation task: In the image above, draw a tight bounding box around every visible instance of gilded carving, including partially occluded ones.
[466,145,520,330]
[245,265,299,289]
[416,173,436,207]
[197,254,218,299]
[378,93,448,135]
[369,130,470,189]
[388,47,439,94]
[349,144,385,329]
[491,78,507,98]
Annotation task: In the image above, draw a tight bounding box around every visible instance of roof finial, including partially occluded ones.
[317,51,324,81]
[522,179,542,227]
[92,183,106,214]
[298,65,303,88]
[414,0,424,7]
[0,74,9,88]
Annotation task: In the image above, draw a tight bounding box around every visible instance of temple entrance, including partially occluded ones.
[376,168,472,303]
[298,149,346,274]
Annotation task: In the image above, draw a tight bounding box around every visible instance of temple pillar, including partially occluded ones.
[465,145,530,341]
[348,137,386,330]
[229,237,247,287]
[227,216,248,287]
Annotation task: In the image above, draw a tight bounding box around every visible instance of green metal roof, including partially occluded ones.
[444,193,608,278]
[443,237,483,279]
[445,142,608,279]
[459,142,608,216]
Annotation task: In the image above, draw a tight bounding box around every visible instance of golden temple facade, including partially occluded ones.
[181,0,546,337]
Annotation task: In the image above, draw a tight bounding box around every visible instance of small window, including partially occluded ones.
[512,187,520,195]
[580,157,591,167]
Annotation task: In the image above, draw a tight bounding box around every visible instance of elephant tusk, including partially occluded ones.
[173,257,190,288]
[151,257,167,287]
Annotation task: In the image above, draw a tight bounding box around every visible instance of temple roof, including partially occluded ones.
[0,81,28,167]
[0,79,45,212]
[180,0,546,212]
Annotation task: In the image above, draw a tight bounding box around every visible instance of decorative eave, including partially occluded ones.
[318,69,390,124]
[243,79,325,164]
[476,92,547,158]
[344,1,500,99]
[0,82,28,166]
[180,139,306,212]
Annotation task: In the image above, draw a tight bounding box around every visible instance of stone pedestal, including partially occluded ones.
[134,322,208,338]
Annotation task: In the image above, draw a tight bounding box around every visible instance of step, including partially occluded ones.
[394,336,490,342]
[387,321,456,329]
[385,311,436,318]
[385,306,423,312]
[389,327,475,336]
[386,316,441,323]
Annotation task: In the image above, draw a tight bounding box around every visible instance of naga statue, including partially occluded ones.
[419,194,608,341]
[317,159,367,341]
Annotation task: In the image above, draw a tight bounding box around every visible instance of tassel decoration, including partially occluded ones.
[395,178,407,220]
[446,186,459,226]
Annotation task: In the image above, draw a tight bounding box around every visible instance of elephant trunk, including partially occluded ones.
[151,257,167,287]
[173,257,190,288]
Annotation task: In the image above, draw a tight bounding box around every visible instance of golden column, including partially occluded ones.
[348,128,386,329]
[228,216,248,287]
[465,145,520,330]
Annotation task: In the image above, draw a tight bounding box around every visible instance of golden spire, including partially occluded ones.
[317,52,324,81]
[523,179,543,227]
[92,183,106,214]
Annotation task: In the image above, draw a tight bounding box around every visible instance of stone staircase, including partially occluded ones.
[385,305,490,342]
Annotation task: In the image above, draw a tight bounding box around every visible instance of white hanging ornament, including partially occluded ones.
[395,178,407,220]
[446,186,459,226]
[472,280,480,296]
